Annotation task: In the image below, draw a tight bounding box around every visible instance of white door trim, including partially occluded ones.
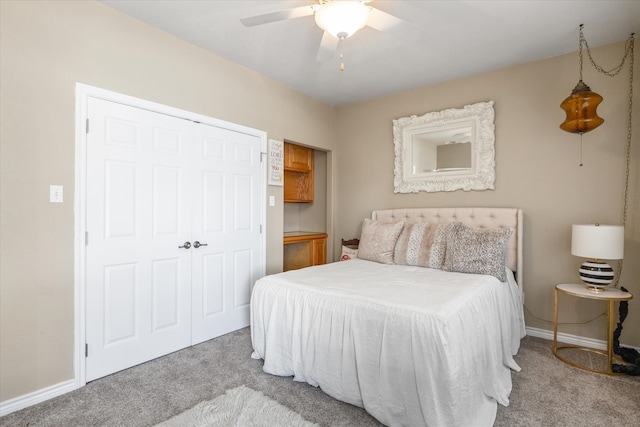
[74,83,266,387]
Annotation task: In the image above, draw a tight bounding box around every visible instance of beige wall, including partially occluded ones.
[335,40,640,350]
[284,149,329,235]
[1,0,638,407]
[0,0,337,402]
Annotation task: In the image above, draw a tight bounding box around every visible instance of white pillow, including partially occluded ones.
[340,245,358,261]
[357,219,405,264]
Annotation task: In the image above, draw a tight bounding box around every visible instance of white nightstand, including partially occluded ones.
[553,283,633,375]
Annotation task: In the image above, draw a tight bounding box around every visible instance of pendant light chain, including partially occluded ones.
[579,25,584,81]
[610,35,637,371]
[615,36,633,287]
[581,29,635,286]
[581,28,634,78]
[621,36,633,230]
[579,134,583,167]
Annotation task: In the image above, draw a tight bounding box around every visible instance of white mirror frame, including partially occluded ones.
[393,101,495,193]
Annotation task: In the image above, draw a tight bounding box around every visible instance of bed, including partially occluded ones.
[251,207,526,427]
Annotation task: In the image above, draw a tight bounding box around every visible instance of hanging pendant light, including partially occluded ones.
[559,80,604,133]
[560,25,604,134]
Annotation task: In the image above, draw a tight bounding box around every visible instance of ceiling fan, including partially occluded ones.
[240,0,422,63]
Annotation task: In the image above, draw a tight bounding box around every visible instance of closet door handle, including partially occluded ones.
[178,241,191,249]
[193,241,208,249]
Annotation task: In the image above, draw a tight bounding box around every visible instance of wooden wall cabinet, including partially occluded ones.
[283,232,328,271]
[284,142,314,203]
[285,143,313,171]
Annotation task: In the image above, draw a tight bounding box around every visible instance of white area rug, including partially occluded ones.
[155,385,318,427]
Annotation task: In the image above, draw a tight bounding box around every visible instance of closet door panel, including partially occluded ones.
[86,97,193,382]
[191,125,262,344]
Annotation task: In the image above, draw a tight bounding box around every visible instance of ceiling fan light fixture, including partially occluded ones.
[315,1,371,39]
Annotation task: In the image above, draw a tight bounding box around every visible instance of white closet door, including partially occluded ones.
[85,97,194,381]
[84,96,264,381]
[190,125,263,344]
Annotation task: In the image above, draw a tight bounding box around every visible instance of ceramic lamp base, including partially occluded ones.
[579,260,614,292]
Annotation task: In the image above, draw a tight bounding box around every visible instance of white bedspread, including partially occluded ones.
[251,259,525,427]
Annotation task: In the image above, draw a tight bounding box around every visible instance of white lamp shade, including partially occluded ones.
[314,1,370,39]
[571,224,624,260]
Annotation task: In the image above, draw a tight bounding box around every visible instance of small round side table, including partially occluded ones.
[553,283,633,375]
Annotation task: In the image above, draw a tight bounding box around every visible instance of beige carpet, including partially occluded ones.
[155,385,318,427]
[1,329,638,426]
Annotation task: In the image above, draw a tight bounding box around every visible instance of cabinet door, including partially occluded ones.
[285,142,313,172]
[312,238,327,265]
[283,242,312,271]
[283,170,313,203]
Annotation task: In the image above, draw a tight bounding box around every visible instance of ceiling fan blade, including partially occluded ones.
[366,7,424,41]
[316,30,339,62]
[240,5,314,27]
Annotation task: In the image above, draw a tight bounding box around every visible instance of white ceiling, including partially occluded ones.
[99,0,639,106]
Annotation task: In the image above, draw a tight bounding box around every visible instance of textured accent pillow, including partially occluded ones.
[357,219,405,264]
[394,223,450,269]
[443,223,513,281]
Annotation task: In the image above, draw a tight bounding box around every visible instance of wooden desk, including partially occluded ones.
[283,232,327,271]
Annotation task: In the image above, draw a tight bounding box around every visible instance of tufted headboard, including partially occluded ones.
[372,207,523,287]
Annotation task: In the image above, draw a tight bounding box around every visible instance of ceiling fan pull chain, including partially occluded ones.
[340,53,345,71]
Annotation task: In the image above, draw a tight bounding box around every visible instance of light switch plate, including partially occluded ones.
[50,185,63,203]
[269,196,275,206]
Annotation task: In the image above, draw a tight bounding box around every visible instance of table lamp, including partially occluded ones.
[571,224,624,292]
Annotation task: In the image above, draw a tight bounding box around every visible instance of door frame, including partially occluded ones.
[73,83,267,388]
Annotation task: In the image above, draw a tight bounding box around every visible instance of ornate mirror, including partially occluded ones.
[393,101,495,193]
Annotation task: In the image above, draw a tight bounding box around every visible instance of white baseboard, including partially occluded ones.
[0,379,79,417]
[525,326,640,351]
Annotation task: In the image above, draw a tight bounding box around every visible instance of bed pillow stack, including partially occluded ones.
[357,218,512,281]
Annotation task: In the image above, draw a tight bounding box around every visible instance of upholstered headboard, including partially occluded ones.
[372,207,523,287]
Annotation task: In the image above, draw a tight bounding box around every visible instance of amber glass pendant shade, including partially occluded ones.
[560,80,604,134]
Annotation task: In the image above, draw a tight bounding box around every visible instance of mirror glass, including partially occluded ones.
[393,101,495,193]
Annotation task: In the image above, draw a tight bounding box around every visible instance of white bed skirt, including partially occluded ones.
[251,259,525,427]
